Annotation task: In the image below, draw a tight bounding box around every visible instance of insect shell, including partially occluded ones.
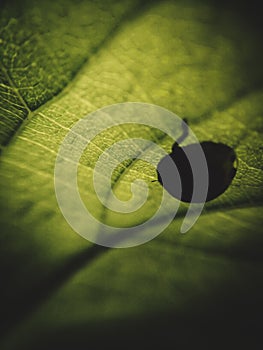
[156,120,238,203]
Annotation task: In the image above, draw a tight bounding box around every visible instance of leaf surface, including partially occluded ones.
[0,0,263,348]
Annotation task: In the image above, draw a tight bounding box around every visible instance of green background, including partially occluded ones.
[0,0,263,348]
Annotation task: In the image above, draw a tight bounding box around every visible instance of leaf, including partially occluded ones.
[0,0,263,348]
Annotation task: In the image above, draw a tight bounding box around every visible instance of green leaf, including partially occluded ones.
[0,0,263,348]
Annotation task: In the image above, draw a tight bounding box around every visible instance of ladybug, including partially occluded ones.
[156,119,238,203]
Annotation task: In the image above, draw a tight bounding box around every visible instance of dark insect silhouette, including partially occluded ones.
[155,119,238,203]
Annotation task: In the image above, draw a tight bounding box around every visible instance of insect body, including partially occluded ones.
[156,120,237,203]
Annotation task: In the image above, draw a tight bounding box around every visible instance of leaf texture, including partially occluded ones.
[0,0,263,348]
